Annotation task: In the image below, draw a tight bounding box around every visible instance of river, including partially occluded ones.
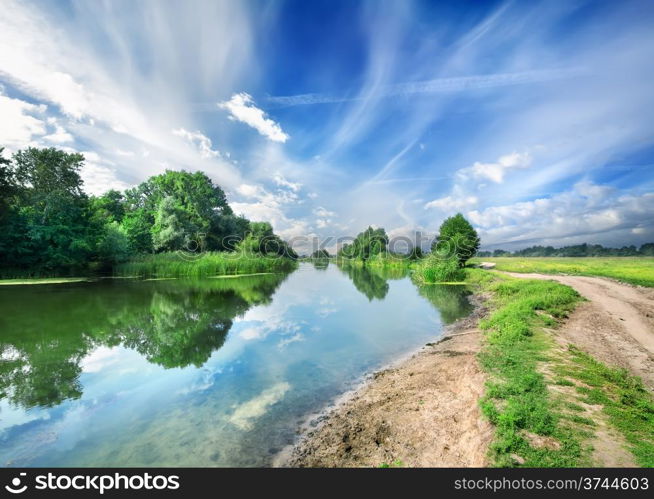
[0,262,472,466]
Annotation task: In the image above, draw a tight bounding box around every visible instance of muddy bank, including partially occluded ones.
[279,296,493,467]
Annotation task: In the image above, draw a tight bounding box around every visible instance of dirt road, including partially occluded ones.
[503,272,654,389]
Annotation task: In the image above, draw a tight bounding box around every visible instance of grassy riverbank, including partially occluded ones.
[470,257,654,287]
[114,252,297,278]
[466,269,654,467]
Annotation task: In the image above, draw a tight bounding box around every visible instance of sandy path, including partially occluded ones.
[503,272,654,389]
[283,307,494,467]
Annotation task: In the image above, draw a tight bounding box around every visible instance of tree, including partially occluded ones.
[431,213,480,267]
[121,170,236,253]
[0,147,16,217]
[0,147,19,265]
[407,246,423,260]
[151,196,197,251]
[338,226,388,261]
[209,213,250,251]
[311,249,330,259]
[91,190,125,223]
[237,221,298,258]
[640,243,654,256]
[8,148,94,273]
[96,221,133,266]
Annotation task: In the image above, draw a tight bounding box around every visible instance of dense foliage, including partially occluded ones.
[477,242,654,258]
[0,147,295,277]
[237,221,297,258]
[431,213,480,267]
[338,226,389,260]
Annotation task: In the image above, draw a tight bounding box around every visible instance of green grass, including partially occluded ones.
[114,251,297,278]
[471,257,654,287]
[378,459,405,468]
[472,271,586,467]
[560,346,654,467]
[412,255,465,284]
[464,268,654,467]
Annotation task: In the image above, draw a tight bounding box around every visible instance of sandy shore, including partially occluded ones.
[278,295,493,467]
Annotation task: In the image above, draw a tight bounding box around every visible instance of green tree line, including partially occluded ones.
[0,147,296,277]
[478,242,654,258]
[337,214,478,267]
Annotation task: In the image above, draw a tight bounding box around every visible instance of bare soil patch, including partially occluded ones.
[283,302,493,467]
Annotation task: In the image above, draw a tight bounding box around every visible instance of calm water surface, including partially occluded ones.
[0,262,472,466]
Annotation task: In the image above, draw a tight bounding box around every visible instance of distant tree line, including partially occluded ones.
[0,147,296,277]
[337,214,478,268]
[477,242,654,258]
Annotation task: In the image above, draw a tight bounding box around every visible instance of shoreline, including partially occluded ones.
[275,292,492,468]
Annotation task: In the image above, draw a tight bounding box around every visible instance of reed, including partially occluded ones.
[114,252,297,278]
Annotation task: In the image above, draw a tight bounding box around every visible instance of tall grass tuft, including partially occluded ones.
[412,255,465,284]
[114,252,297,278]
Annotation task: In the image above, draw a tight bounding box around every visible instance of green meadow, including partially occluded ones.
[471,257,654,287]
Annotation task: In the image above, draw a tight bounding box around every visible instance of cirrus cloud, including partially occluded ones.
[218,93,289,143]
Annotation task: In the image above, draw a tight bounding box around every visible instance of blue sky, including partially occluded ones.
[1,0,653,252]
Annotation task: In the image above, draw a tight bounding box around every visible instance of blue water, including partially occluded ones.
[0,262,471,466]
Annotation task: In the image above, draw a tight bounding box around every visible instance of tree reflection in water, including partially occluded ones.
[0,274,288,409]
[337,261,472,323]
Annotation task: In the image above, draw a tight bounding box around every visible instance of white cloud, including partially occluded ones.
[43,123,74,144]
[0,0,248,190]
[80,155,130,195]
[277,333,304,349]
[0,93,46,147]
[239,327,265,341]
[313,206,336,218]
[218,93,289,143]
[424,194,478,211]
[468,182,654,248]
[268,68,583,107]
[461,151,532,184]
[172,128,220,159]
[236,183,265,198]
[115,149,135,157]
[231,175,317,253]
[273,173,301,191]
